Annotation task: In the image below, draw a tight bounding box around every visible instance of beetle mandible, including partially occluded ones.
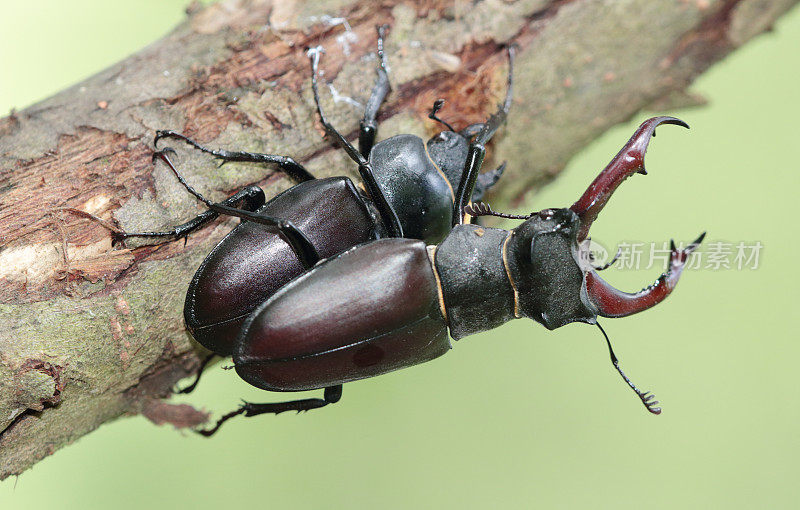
[114,27,514,366]
[195,116,703,436]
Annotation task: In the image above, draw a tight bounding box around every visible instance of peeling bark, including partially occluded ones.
[0,0,796,479]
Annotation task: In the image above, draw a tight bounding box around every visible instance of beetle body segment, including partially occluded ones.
[370,134,455,244]
[434,210,599,339]
[185,177,382,355]
[426,131,470,187]
[434,224,516,340]
[233,238,450,391]
[504,209,598,330]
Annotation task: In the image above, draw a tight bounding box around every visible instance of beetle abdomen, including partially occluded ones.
[370,134,454,244]
[233,238,450,391]
[185,177,378,355]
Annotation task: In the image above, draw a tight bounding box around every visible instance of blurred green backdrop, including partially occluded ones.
[2,2,799,509]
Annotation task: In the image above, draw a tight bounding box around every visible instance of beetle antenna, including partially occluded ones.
[595,321,661,415]
[428,99,458,132]
[463,202,531,220]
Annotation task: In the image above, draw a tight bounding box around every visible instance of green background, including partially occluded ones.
[2,2,799,509]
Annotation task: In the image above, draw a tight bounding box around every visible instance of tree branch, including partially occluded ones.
[0,0,796,479]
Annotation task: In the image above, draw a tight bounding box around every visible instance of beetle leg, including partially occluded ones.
[569,116,690,242]
[307,46,371,168]
[468,45,515,148]
[209,202,321,269]
[453,45,516,225]
[308,46,404,238]
[196,385,343,437]
[359,24,391,158]
[471,161,506,202]
[120,150,319,267]
[113,188,265,246]
[586,232,705,317]
[112,151,265,245]
[459,123,485,139]
[174,353,217,394]
[153,131,315,183]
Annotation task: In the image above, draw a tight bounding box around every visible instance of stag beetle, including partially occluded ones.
[115,28,514,363]
[193,116,703,436]
[107,30,703,435]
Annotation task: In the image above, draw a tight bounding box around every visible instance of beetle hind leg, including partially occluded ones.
[174,353,217,394]
[452,45,516,225]
[115,151,320,268]
[196,386,343,437]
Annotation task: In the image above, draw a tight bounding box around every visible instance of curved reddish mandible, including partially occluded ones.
[570,116,689,242]
[586,233,704,318]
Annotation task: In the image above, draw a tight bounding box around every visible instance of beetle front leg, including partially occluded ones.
[196,386,343,437]
[452,45,515,225]
[359,25,391,158]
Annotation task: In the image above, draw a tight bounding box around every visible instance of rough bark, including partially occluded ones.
[0,0,795,479]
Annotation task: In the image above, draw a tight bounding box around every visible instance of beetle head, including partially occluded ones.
[505,117,702,328]
[505,207,596,330]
